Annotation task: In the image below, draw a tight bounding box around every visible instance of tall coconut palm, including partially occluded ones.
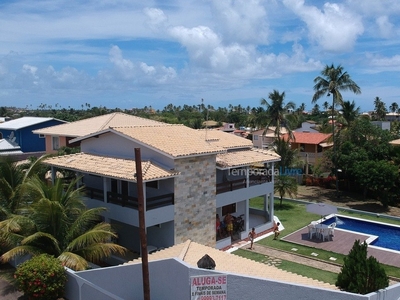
[0,176,126,271]
[261,90,297,139]
[312,64,361,107]
[312,64,361,197]
[274,175,298,207]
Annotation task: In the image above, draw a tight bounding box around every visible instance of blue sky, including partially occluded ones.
[1,0,400,112]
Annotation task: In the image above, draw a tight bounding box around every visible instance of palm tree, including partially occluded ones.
[274,175,298,207]
[312,64,361,107]
[273,137,301,169]
[0,155,49,219]
[373,97,387,121]
[261,90,297,139]
[0,176,126,271]
[389,102,399,114]
[340,100,360,127]
[312,64,361,197]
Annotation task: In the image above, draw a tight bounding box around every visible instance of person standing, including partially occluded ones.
[273,222,280,240]
[248,227,256,250]
[224,213,234,237]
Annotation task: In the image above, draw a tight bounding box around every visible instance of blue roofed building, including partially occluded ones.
[0,117,66,153]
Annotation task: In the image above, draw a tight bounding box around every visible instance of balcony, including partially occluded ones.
[84,187,174,211]
[216,175,271,194]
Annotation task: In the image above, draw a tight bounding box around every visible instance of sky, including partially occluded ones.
[1,0,400,112]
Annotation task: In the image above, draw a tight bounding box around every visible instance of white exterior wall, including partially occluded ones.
[65,258,398,300]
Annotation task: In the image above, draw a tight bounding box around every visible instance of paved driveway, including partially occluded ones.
[0,277,24,300]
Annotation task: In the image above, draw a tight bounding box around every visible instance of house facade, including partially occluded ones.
[283,132,332,167]
[252,127,288,149]
[43,124,280,254]
[0,117,65,153]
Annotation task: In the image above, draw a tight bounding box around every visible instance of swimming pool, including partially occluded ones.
[322,215,400,251]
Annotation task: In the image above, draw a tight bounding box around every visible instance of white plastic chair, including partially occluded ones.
[329,222,336,237]
[321,228,331,241]
[307,224,317,239]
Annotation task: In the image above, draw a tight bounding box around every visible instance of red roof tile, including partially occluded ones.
[282,132,332,145]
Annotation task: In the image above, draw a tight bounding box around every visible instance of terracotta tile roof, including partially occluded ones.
[111,125,226,158]
[216,148,280,168]
[32,112,163,137]
[283,132,332,145]
[125,240,336,290]
[43,153,179,182]
[197,129,253,149]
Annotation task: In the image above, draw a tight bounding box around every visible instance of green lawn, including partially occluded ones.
[233,248,338,285]
[242,196,400,279]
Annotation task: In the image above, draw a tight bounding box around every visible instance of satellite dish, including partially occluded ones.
[9,131,14,140]
[11,137,16,143]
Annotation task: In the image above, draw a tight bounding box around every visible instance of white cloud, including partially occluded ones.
[107,45,176,85]
[376,16,394,39]
[365,53,400,72]
[144,7,168,31]
[283,0,363,52]
[210,0,270,44]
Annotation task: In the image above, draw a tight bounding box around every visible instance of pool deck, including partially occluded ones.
[282,226,400,268]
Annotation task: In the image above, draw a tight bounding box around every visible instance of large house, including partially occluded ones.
[42,121,280,253]
[0,117,65,153]
[32,112,163,154]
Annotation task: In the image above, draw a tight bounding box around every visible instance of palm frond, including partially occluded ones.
[58,252,88,271]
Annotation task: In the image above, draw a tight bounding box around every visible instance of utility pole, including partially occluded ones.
[135,148,150,300]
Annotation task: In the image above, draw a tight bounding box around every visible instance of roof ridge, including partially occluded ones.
[99,112,119,130]
[178,239,192,261]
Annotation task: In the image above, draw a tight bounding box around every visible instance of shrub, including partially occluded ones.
[14,254,67,300]
[336,240,389,294]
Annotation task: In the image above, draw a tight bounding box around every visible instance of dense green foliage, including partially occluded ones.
[14,254,67,300]
[336,240,389,294]
[0,159,126,271]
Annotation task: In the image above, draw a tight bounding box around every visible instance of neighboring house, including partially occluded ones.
[63,239,397,300]
[294,121,319,133]
[385,112,400,122]
[43,124,280,254]
[252,127,288,149]
[0,138,22,156]
[0,117,66,153]
[218,123,236,132]
[371,121,390,131]
[282,132,332,165]
[33,112,163,154]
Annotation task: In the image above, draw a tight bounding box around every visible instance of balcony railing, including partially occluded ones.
[84,187,174,211]
[216,175,271,194]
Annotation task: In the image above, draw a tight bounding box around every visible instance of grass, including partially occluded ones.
[233,248,338,285]
[247,196,400,279]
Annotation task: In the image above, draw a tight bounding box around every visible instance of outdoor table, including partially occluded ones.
[314,224,329,240]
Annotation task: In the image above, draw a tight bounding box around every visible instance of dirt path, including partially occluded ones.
[291,185,400,217]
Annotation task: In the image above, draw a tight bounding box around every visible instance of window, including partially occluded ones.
[222,203,236,216]
[52,136,60,150]
[254,135,258,140]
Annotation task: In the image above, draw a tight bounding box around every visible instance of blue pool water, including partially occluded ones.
[322,216,400,251]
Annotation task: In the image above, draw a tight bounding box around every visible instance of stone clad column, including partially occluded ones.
[174,155,216,247]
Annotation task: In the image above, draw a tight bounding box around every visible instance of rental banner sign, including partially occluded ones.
[190,274,228,300]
